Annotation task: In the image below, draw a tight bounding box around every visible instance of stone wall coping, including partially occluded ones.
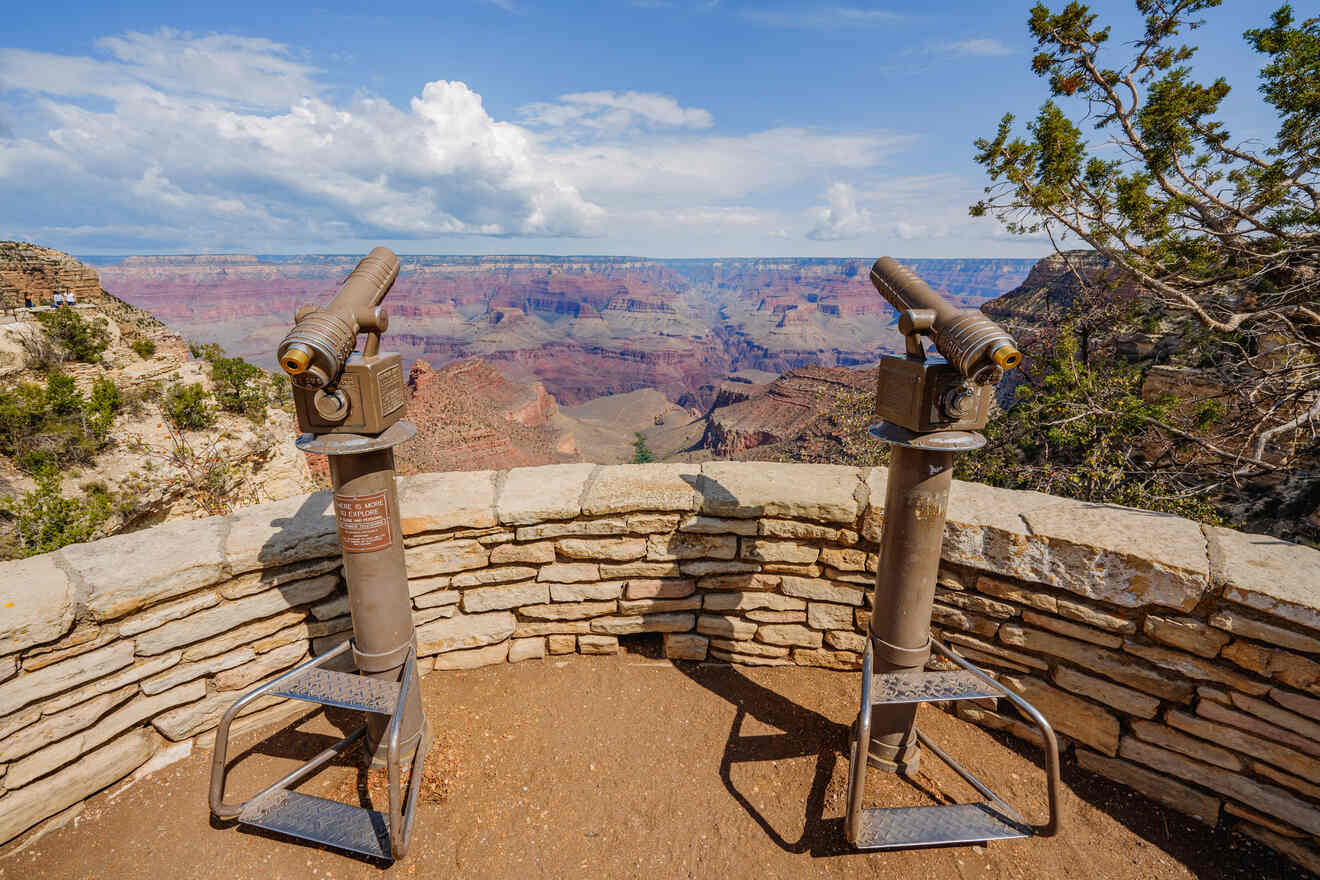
[1207,525,1320,632]
[2,462,1318,652]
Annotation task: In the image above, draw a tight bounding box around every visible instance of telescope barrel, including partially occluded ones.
[278,247,401,387]
[870,256,1021,386]
[327,246,400,314]
[870,257,960,323]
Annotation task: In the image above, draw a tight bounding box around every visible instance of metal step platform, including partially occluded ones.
[240,789,392,860]
[269,666,400,714]
[871,669,1001,704]
[845,638,1061,851]
[854,803,1029,850]
[209,640,429,861]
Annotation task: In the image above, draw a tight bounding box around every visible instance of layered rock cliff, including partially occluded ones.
[96,255,1036,407]
[0,245,314,558]
[700,366,873,459]
[0,242,102,310]
[394,359,579,474]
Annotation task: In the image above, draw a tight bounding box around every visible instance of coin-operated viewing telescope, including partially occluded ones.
[278,246,407,435]
[210,248,429,862]
[844,257,1061,852]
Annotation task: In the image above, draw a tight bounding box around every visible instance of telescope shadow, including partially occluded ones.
[673,662,954,859]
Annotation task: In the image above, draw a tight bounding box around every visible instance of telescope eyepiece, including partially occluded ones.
[992,342,1022,370]
[281,345,312,375]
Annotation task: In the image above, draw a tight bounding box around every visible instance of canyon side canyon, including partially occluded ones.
[94,255,1035,410]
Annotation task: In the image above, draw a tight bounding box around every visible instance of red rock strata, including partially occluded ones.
[394,358,578,474]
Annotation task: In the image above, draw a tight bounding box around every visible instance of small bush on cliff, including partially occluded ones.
[958,328,1224,522]
[35,308,109,363]
[163,382,215,431]
[209,354,267,418]
[2,469,111,557]
[191,342,273,419]
[131,337,157,359]
[0,370,122,466]
[632,432,655,463]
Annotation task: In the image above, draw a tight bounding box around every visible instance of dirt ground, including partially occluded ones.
[2,636,1307,880]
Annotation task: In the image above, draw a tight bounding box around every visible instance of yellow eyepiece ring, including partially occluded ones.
[992,344,1022,370]
[281,348,311,375]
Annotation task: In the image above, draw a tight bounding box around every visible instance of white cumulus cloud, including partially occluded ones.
[806,182,873,241]
[0,31,603,249]
[0,28,922,253]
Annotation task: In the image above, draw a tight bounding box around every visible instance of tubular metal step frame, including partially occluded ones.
[208,640,429,861]
[845,638,1062,850]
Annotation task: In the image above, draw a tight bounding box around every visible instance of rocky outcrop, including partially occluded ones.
[700,366,873,458]
[981,250,1136,328]
[0,242,102,310]
[396,358,579,474]
[2,462,1319,869]
[0,246,314,554]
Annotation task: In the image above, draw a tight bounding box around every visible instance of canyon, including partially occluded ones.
[93,255,1034,408]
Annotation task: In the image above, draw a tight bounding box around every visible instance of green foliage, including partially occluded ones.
[209,353,267,417]
[0,370,122,467]
[631,432,655,463]
[130,337,157,359]
[163,383,215,431]
[189,341,224,362]
[2,471,111,557]
[44,370,81,416]
[972,2,1318,323]
[815,387,890,469]
[85,376,122,440]
[959,328,1223,523]
[192,342,273,419]
[0,383,49,456]
[969,0,1319,530]
[35,308,109,363]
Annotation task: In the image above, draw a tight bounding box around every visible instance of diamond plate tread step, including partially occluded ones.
[269,667,400,714]
[854,803,1029,850]
[239,789,391,860]
[872,670,1000,705]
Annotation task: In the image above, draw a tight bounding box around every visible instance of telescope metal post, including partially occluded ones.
[863,427,980,772]
[843,257,1061,850]
[307,429,426,763]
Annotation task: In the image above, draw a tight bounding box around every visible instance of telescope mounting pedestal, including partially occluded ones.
[843,272,1061,850]
[207,247,429,862]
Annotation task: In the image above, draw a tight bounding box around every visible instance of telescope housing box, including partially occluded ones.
[874,354,993,433]
[292,351,407,435]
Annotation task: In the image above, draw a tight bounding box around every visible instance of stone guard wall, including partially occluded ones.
[1,462,1318,871]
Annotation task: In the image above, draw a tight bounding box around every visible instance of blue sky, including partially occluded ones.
[0,0,1287,257]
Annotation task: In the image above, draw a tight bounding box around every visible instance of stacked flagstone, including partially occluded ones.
[0,462,1317,872]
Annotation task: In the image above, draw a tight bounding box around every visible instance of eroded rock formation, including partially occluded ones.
[0,242,102,310]
[96,255,1035,406]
